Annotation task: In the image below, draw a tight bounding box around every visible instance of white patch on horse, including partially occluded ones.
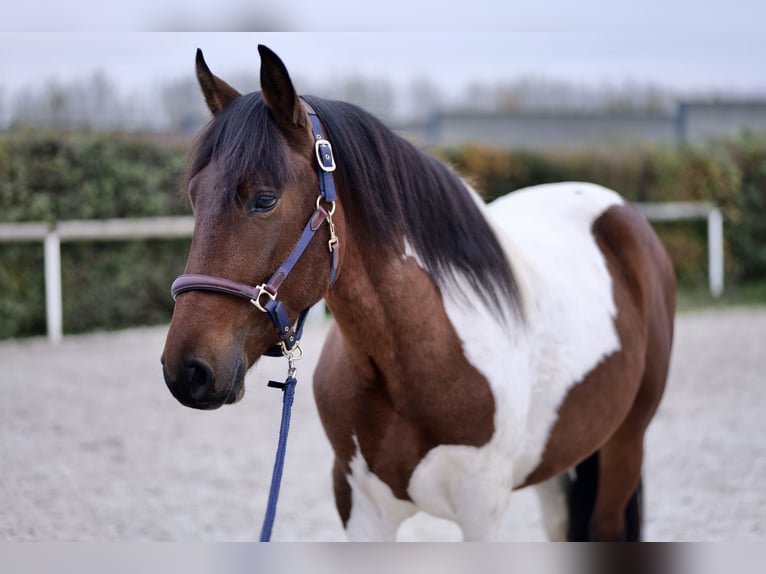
[404,182,624,538]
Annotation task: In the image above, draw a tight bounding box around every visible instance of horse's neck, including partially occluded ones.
[322,233,500,445]
[324,240,456,387]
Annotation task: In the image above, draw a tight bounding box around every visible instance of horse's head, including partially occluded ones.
[162,46,340,409]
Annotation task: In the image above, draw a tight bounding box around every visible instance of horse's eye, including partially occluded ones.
[248,193,279,214]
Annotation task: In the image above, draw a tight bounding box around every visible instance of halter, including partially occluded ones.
[170,101,340,359]
[169,100,339,542]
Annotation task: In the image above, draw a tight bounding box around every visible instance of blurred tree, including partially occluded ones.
[10,73,136,130]
[160,77,209,133]
[457,77,675,115]
[0,68,685,131]
[407,77,444,119]
[462,81,496,112]
[324,75,395,121]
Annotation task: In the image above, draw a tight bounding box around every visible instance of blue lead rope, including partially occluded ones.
[259,374,298,542]
[257,104,335,541]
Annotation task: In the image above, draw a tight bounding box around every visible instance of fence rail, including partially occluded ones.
[0,217,194,344]
[0,217,195,243]
[635,201,724,299]
[0,204,723,344]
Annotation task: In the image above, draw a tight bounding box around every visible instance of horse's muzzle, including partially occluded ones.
[162,354,244,410]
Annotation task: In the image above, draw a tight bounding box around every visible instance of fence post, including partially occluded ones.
[44,231,63,344]
[708,208,724,298]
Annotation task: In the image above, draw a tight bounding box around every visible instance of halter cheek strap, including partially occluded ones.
[170,102,339,358]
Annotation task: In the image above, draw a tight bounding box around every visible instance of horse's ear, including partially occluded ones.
[258,44,308,140]
[196,48,241,115]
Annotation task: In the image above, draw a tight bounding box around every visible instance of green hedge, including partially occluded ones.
[1,130,765,339]
[0,131,191,338]
[440,133,766,286]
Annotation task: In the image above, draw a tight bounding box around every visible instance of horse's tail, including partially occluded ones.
[565,451,643,541]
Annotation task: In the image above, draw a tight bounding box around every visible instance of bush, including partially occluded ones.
[443,135,766,290]
[0,131,189,221]
[721,134,766,282]
[0,244,46,338]
[0,130,191,339]
[60,240,190,335]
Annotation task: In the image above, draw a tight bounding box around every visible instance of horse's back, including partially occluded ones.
[487,182,624,244]
[488,181,674,330]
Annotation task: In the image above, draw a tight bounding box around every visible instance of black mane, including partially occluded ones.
[188,93,292,202]
[189,92,521,317]
[303,96,521,317]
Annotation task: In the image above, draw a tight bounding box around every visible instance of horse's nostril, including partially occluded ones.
[186,357,215,401]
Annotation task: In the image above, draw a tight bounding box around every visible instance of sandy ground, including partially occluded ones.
[0,307,764,541]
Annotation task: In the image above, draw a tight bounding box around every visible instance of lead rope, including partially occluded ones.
[258,107,337,540]
[259,349,301,542]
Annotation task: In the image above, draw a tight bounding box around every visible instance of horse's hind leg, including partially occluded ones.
[591,260,673,541]
[590,344,669,541]
[562,449,642,541]
[589,429,646,540]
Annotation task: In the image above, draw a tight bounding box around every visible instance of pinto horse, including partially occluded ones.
[161,45,676,541]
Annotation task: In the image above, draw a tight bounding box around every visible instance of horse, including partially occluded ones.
[161,45,676,541]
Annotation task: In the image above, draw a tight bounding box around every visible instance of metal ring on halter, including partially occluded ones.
[316,195,336,216]
[250,284,277,313]
[282,340,303,361]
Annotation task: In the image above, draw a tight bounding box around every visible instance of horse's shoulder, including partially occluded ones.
[314,322,365,388]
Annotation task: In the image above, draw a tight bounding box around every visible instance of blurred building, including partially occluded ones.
[677,100,766,143]
[395,99,766,149]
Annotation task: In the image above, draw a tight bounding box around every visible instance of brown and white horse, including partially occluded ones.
[161,45,676,541]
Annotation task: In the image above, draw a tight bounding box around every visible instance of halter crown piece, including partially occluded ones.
[169,99,339,541]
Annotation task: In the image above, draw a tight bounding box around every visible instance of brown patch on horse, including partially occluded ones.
[314,241,497,524]
[521,203,675,489]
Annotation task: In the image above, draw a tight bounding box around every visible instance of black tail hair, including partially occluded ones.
[566,451,643,541]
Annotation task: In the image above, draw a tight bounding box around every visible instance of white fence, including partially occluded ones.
[0,204,724,344]
[636,201,724,298]
[0,217,194,344]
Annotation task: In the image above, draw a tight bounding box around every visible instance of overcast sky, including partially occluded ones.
[2,2,765,122]
[3,32,766,94]
[3,0,766,33]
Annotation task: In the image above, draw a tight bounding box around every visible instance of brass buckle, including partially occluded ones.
[250,284,277,313]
